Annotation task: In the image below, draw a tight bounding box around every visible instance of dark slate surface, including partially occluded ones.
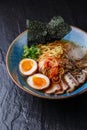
[0,0,87,130]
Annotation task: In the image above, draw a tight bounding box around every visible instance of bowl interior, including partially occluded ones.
[6,26,87,99]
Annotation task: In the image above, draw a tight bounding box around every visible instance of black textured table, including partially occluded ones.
[0,0,87,130]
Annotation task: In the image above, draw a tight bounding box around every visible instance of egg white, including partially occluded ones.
[27,73,50,90]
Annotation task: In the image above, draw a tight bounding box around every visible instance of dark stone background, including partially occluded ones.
[0,0,87,130]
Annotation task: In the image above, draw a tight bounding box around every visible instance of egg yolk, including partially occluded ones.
[33,76,47,87]
[22,60,33,72]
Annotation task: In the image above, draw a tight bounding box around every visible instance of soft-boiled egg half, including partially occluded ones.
[27,73,50,90]
[19,58,37,76]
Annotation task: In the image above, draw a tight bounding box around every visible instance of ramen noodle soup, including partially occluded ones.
[19,40,87,95]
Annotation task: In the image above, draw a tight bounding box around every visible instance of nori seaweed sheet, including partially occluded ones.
[26,16,71,46]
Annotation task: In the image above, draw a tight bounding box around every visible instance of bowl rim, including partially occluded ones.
[6,26,87,100]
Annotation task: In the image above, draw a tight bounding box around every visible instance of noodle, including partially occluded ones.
[37,41,65,62]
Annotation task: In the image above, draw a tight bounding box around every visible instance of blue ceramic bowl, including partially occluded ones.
[6,26,87,99]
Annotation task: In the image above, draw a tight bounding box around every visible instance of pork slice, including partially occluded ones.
[68,47,87,61]
[60,80,69,91]
[54,83,64,94]
[45,83,61,94]
[54,81,68,95]
[75,71,86,84]
[64,72,79,92]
